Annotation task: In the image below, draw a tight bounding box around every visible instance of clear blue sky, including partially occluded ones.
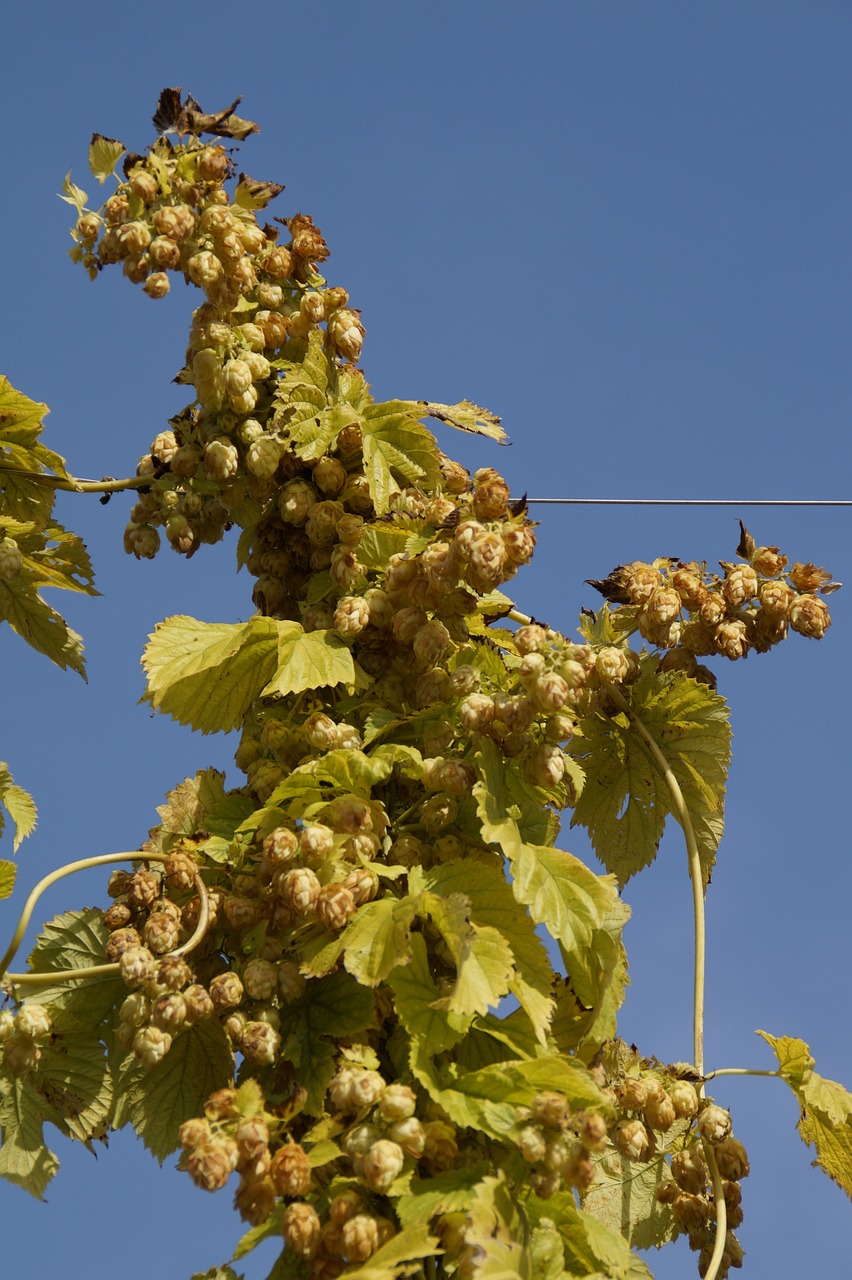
[1,3,849,1277]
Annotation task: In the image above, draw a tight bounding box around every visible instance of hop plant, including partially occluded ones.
[0,91,839,1280]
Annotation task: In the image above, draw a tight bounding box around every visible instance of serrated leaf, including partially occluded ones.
[422,860,554,1044]
[465,1232,531,1280]
[0,859,15,897]
[415,888,517,1018]
[389,933,472,1053]
[0,377,67,532]
[570,665,731,888]
[27,1016,112,1144]
[420,399,508,444]
[456,1011,544,1072]
[155,768,227,836]
[310,747,397,796]
[290,403,358,461]
[121,1018,233,1160]
[274,332,334,441]
[261,623,355,698]
[142,615,279,733]
[413,1047,607,1142]
[0,1078,60,1198]
[758,1030,852,1199]
[25,908,125,1028]
[234,173,284,210]
[396,1165,492,1228]
[340,896,418,986]
[357,524,412,570]
[456,1172,531,1279]
[0,578,86,676]
[582,1148,677,1252]
[23,521,98,596]
[0,762,36,852]
[530,1221,566,1280]
[88,133,125,182]
[58,170,88,212]
[528,1190,653,1279]
[361,402,442,515]
[473,738,623,1010]
[447,924,516,1019]
[277,970,375,1114]
[755,1030,814,1090]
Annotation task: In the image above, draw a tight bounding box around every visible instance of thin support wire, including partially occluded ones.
[521,497,852,507]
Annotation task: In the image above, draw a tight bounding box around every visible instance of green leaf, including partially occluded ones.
[527,1190,653,1279]
[0,577,86,676]
[342,1222,441,1280]
[291,403,358,462]
[506,843,617,1009]
[357,525,412,571]
[0,1078,60,1198]
[758,1030,852,1199]
[530,1221,567,1280]
[22,521,98,596]
[455,1011,544,1072]
[412,1048,608,1142]
[396,1165,492,1228]
[233,1205,284,1260]
[261,624,355,698]
[577,603,640,648]
[120,1018,234,1160]
[422,860,554,1043]
[155,768,228,838]
[0,859,15,897]
[389,933,472,1054]
[88,133,125,182]
[277,971,375,1114]
[26,1014,113,1144]
[310,747,396,796]
[25,908,125,1028]
[448,924,516,1019]
[340,896,418,986]
[142,615,279,733]
[58,171,88,214]
[473,738,624,1010]
[361,401,442,515]
[570,666,731,888]
[0,762,36,852]
[234,174,284,210]
[460,1173,531,1279]
[582,1148,677,1252]
[420,399,508,444]
[755,1030,814,1090]
[414,888,515,1018]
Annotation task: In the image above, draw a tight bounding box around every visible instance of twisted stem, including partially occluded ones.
[0,852,209,990]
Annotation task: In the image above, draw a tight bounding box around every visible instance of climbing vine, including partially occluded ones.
[0,90,849,1280]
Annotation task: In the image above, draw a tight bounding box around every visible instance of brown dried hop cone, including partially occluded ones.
[270,1142,312,1197]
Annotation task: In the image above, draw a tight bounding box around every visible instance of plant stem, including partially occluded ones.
[701,1138,728,1280]
[705,1068,781,1081]
[506,607,559,641]
[603,682,706,1075]
[0,852,209,990]
[0,461,146,496]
